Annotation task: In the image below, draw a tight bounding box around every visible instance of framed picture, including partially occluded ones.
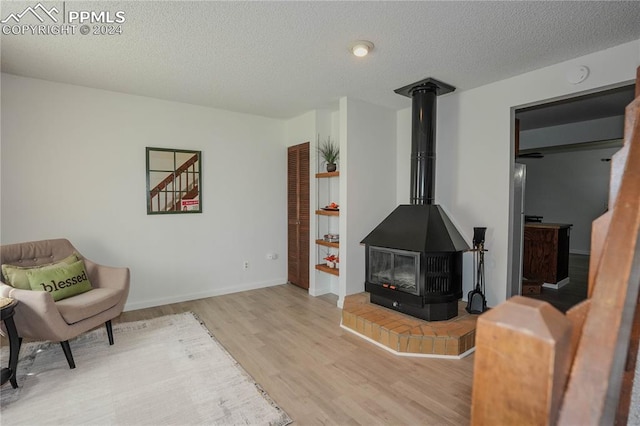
[146,147,202,214]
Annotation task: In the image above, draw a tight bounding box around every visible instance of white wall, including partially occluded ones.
[520,147,618,254]
[284,110,316,148]
[397,39,639,306]
[395,108,412,204]
[1,74,287,311]
[339,97,396,307]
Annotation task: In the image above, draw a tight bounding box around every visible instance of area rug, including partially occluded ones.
[0,312,292,426]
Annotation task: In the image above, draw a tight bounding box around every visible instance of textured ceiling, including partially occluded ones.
[2,1,640,119]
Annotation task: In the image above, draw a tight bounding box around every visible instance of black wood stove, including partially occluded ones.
[361,78,469,321]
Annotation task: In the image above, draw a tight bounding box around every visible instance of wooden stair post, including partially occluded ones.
[470,296,572,425]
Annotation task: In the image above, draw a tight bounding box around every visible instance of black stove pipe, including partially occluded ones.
[395,77,455,205]
[410,85,438,205]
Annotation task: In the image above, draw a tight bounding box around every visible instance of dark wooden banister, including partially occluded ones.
[471,66,640,425]
[149,154,199,199]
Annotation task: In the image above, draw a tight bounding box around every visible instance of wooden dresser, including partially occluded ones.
[523,223,572,288]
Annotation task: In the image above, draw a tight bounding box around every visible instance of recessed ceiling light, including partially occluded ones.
[350,40,374,57]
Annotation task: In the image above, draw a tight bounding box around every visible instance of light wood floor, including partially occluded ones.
[116,284,474,425]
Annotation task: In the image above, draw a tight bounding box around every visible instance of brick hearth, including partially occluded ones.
[341,293,478,358]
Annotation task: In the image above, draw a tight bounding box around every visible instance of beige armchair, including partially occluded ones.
[0,238,129,369]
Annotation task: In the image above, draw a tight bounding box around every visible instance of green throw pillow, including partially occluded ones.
[27,259,92,301]
[1,253,79,290]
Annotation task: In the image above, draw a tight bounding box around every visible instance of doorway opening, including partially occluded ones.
[510,83,635,312]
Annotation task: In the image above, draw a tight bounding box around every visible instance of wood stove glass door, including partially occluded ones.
[394,253,419,294]
[368,247,419,295]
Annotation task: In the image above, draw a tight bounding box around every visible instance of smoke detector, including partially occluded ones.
[566,65,590,84]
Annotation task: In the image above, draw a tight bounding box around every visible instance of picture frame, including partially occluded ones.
[146,147,202,214]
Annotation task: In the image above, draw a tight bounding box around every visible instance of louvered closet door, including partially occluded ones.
[287,142,310,289]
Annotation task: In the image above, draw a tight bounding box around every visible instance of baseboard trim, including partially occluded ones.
[542,277,570,290]
[124,278,287,311]
[309,282,331,297]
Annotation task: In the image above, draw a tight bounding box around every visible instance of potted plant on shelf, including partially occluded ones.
[317,136,339,172]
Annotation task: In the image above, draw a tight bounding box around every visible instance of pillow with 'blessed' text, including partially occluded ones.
[26,259,92,301]
[1,253,79,290]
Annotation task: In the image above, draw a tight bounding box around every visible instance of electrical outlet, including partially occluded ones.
[243,261,249,270]
[266,253,279,260]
